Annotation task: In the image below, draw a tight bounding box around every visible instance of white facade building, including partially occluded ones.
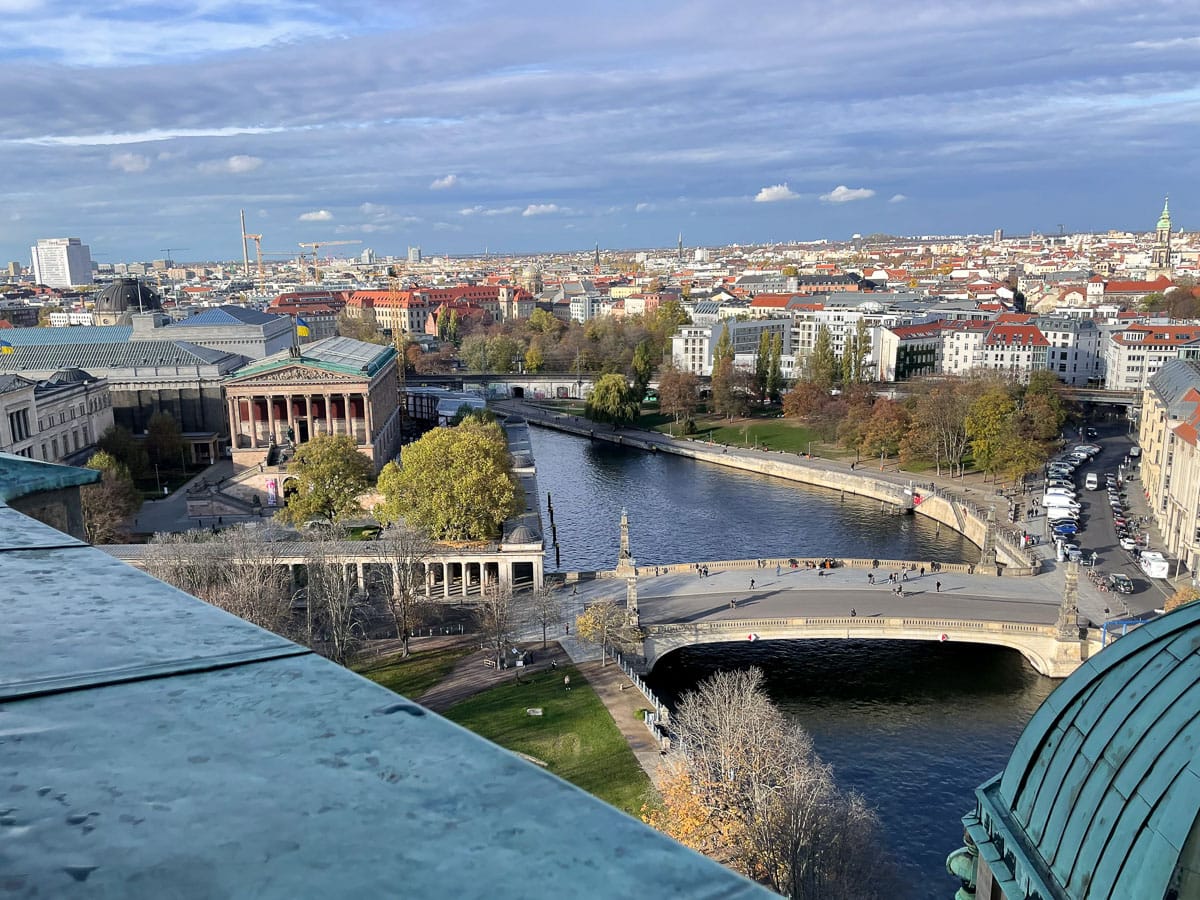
[1034,317,1104,386]
[670,318,792,376]
[30,238,93,288]
[941,322,993,376]
[1104,325,1200,393]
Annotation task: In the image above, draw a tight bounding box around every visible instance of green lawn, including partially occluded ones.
[354,645,473,698]
[444,666,653,816]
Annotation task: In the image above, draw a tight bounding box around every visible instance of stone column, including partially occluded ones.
[250,397,261,448]
[442,562,451,599]
[227,397,238,448]
[285,394,296,444]
[323,394,332,435]
[425,566,433,598]
[305,396,313,441]
[266,394,276,446]
[343,393,353,442]
[1056,560,1081,640]
[498,561,511,593]
[364,392,374,442]
[462,562,470,598]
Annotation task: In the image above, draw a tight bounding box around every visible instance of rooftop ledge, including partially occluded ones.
[0,461,764,898]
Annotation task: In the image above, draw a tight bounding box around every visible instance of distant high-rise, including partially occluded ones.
[993,228,1004,244]
[360,248,376,265]
[6,262,21,276]
[407,246,422,264]
[677,233,683,263]
[30,237,93,288]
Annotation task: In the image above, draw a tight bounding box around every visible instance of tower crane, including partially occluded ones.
[159,248,189,266]
[298,239,361,268]
[243,234,264,285]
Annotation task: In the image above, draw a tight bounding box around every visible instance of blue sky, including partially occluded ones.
[1,0,1197,264]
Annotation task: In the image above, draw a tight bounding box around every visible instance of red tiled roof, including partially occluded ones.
[985,324,1049,347]
[1112,325,1200,347]
[1104,276,1173,294]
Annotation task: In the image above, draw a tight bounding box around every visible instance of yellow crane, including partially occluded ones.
[298,239,361,277]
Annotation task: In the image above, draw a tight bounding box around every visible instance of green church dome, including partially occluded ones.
[959,599,1200,899]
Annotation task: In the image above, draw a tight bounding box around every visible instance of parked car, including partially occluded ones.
[1108,573,1134,594]
[1053,523,1079,535]
[1119,536,1139,551]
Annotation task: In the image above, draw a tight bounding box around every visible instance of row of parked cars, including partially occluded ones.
[1041,444,1104,560]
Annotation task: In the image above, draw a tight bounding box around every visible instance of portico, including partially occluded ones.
[224,337,401,473]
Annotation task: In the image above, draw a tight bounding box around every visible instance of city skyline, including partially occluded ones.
[1,0,1196,263]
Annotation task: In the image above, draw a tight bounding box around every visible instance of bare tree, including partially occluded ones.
[524,582,563,649]
[648,668,892,899]
[478,583,516,669]
[144,527,298,641]
[373,523,433,657]
[301,534,369,665]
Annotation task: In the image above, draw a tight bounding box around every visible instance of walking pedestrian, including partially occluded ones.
[749,578,755,590]
[850,608,856,617]
[564,675,571,691]
[776,564,781,576]
[901,571,908,582]
[572,584,578,596]
[936,580,942,593]
[730,598,737,609]
[920,566,925,577]
[868,572,874,584]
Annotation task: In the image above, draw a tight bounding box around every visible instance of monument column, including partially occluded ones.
[616,508,639,624]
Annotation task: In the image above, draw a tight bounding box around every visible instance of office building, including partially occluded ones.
[30,238,93,288]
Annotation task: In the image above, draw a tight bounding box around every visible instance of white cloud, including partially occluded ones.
[820,185,876,203]
[433,221,463,231]
[359,202,388,217]
[754,183,799,203]
[110,151,150,173]
[9,126,285,147]
[889,193,908,203]
[429,174,459,190]
[522,203,560,217]
[199,154,263,175]
[635,202,655,213]
[460,205,521,217]
[298,209,333,221]
[226,154,263,173]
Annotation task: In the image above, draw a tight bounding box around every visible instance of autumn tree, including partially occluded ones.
[459,334,490,371]
[574,599,641,665]
[631,339,657,399]
[81,451,142,544]
[377,419,519,541]
[523,343,545,373]
[806,326,839,391]
[782,381,829,420]
[755,331,771,403]
[1165,586,1200,612]
[373,522,434,656]
[965,385,1018,480]
[276,434,374,525]
[336,310,387,344]
[766,333,784,403]
[585,373,640,425]
[658,365,700,429]
[859,399,910,462]
[644,669,890,899]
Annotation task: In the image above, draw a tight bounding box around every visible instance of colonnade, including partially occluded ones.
[289,555,543,599]
[227,392,372,450]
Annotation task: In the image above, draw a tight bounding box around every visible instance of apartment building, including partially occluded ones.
[941,321,993,376]
[1104,325,1200,392]
[977,324,1050,383]
[670,318,791,376]
[877,323,945,382]
[1035,317,1104,386]
[1140,359,1200,575]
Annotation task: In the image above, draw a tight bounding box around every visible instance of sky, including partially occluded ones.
[1,0,1198,264]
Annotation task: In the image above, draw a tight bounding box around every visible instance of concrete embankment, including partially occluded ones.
[501,404,1036,574]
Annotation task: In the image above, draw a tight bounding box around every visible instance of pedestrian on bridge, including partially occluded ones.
[936,581,942,592]
[749,578,755,590]
[868,572,874,584]
[776,564,781,576]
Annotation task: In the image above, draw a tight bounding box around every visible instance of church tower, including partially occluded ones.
[1149,196,1172,278]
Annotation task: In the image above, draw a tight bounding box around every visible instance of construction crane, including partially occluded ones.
[243,233,264,285]
[298,239,360,267]
[159,248,189,266]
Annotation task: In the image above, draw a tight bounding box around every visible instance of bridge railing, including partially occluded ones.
[582,556,980,579]
[644,617,1058,637]
[611,650,675,750]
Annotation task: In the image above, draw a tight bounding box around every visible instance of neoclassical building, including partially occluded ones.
[224,337,401,472]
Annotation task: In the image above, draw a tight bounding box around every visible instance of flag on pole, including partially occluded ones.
[296,317,311,337]
[0,340,12,354]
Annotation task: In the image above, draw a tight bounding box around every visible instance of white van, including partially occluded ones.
[1130,447,1142,459]
[1085,473,1100,490]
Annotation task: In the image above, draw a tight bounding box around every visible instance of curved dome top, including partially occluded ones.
[988,600,1200,898]
[94,278,162,314]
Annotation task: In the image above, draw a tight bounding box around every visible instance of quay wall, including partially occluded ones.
[508,407,1036,573]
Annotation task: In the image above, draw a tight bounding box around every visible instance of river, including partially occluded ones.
[528,425,1056,898]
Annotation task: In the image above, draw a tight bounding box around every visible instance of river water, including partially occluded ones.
[528,425,1056,898]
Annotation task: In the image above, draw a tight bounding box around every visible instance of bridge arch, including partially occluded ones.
[641,617,1079,678]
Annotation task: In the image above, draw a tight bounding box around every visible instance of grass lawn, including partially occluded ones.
[444,666,653,817]
[354,645,474,698]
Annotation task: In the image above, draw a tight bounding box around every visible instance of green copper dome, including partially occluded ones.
[1158,197,1172,231]
[964,600,1200,899]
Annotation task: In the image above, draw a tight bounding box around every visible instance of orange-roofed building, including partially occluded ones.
[1139,359,1200,570]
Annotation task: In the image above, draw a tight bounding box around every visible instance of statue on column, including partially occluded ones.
[616,508,638,624]
[1056,560,1081,640]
